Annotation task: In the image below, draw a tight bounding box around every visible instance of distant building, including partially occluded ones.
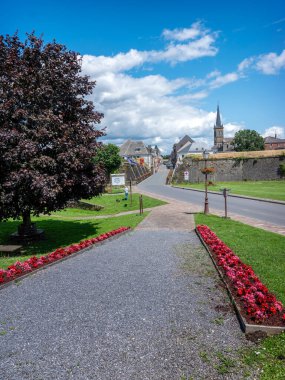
[170,135,194,167]
[264,136,285,150]
[188,142,211,155]
[212,105,234,152]
[119,140,161,169]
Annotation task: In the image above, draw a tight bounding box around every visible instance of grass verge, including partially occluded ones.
[194,213,285,379]
[0,212,148,269]
[174,180,285,201]
[52,193,166,217]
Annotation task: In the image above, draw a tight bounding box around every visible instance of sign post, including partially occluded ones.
[139,195,143,215]
[130,179,132,206]
[111,173,126,187]
[184,171,189,181]
[220,188,230,218]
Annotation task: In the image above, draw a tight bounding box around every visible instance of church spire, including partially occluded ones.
[215,105,222,128]
[213,104,224,150]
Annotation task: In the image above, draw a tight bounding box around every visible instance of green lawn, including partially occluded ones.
[0,193,164,269]
[175,180,285,201]
[50,193,165,218]
[195,213,285,379]
[81,193,166,214]
[0,212,147,269]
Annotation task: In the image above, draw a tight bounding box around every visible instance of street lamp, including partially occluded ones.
[203,150,209,214]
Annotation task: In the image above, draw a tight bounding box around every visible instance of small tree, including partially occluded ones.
[93,143,122,178]
[232,129,264,152]
[0,33,105,237]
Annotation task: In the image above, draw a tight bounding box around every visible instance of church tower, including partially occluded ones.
[214,105,224,150]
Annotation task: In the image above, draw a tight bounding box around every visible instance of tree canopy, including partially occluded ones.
[232,129,265,152]
[0,33,105,226]
[93,143,122,177]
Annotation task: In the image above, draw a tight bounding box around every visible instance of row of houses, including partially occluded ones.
[119,140,162,171]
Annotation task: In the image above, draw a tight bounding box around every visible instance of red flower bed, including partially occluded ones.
[197,224,285,325]
[0,227,130,285]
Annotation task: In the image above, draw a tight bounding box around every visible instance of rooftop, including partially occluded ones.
[119,140,149,156]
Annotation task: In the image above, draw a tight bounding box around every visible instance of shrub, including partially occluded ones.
[279,163,285,177]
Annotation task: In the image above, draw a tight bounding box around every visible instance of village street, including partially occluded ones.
[138,166,285,234]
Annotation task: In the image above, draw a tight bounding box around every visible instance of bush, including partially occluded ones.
[279,163,285,177]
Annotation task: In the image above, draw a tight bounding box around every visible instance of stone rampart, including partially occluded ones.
[172,155,285,183]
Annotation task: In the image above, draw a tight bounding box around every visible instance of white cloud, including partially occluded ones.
[223,123,243,137]
[162,22,205,41]
[82,22,219,76]
[81,24,247,152]
[238,57,254,72]
[255,50,285,74]
[209,72,240,89]
[262,126,285,138]
[88,69,218,151]
[82,49,147,76]
[236,50,285,76]
[206,70,220,79]
[150,35,218,64]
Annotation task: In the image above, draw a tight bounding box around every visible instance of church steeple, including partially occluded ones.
[215,105,222,128]
[214,104,224,150]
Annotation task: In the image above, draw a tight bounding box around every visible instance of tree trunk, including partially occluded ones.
[18,211,36,236]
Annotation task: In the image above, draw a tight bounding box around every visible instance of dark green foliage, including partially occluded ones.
[93,143,122,177]
[232,129,264,151]
[279,163,285,177]
[0,33,105,222]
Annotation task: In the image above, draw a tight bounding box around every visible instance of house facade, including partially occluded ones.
[119,140,161,170]
[264,136,285,150]
[170,135,194,167]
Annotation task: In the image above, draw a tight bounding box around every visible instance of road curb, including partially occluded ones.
[171,185,285,205]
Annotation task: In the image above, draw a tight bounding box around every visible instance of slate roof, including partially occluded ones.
[264,136,285,143]
[175,135,194,151]
[119,140,149,156]
[177,140,193,154]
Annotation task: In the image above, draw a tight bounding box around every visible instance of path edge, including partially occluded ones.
[0,229,131,292]
[196,228,285,336]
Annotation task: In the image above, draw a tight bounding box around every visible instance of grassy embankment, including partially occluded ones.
[0,194,166,269]
[175,180,285,201]
[195,213,285,379]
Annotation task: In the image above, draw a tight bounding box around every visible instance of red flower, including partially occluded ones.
[197,224,285,323]
[0,227,131,285]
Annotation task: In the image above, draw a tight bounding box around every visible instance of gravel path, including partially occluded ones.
[0,204,254,379]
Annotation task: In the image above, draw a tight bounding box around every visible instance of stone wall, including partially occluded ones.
[123,163,152,184]
[172,155,285,183]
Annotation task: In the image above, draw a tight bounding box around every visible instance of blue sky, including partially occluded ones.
[2,0,285,152]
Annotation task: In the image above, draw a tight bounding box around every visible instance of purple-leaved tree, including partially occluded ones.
[0,33,105,239]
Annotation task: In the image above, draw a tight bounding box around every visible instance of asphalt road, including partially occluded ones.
[138,166,285,228]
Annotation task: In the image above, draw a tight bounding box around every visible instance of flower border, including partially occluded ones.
[0,227,130,287]
[196,224,285,333]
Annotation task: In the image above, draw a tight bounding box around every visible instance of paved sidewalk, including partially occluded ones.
[136,187,285,236]
[137,202,196,231]
[0,201,255,380]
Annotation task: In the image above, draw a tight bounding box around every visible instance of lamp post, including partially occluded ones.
[203,150,209,214]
